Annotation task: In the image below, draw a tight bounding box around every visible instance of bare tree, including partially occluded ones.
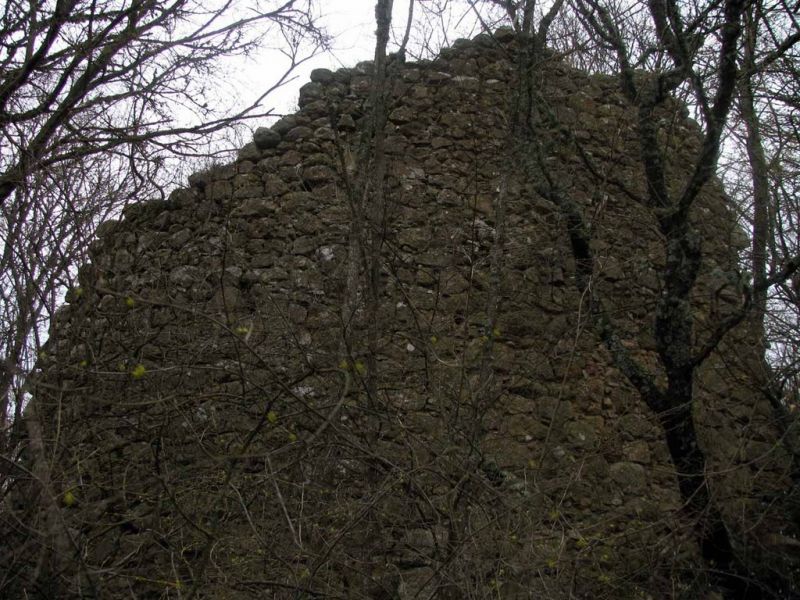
[0,3,327,595]
[402,1,800,595]
[727,0,800,458]
[0,0,327,446]
[532,0,800,595]
[6,0,800,597]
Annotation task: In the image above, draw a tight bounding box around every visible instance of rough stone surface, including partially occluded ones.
[22,31,796,600]
[253,126,281,149]
[310,67,334,83]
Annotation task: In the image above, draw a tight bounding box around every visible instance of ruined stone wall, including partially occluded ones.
[20,29,794,599]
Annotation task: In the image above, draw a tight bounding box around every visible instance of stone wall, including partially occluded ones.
[19,29,795,599]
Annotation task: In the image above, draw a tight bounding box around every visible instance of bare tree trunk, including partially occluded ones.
[24,398,75,597]
[740,3,771,356]
[544,1,800,595]
[362,0,394,406]
[738,2,800,490]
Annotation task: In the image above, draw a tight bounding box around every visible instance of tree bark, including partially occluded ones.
[740,3,771,355]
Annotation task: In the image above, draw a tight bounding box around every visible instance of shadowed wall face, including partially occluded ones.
[22,30,794,599]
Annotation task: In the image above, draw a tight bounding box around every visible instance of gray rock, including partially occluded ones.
[425,71,451,82]
[618,413,657,441]
[169,229,192,249]
[253,127,281,150]
[536,397,573,424]
[292,236,316,255]
[310,68,334,83]
[354,60,374,74]
[337,114,356,131]
[389,106,415,123]
[313,126,335,141]
[234,198,276,217]
[237,142,261,161]
[169,265,204,288]
[167,187,195,208]
[494,26,516,42]
[251,254,275,269]
[403,528,435,549]
[299,81,323,101]
[95,220,119,238]
[303,165,336,185]
[233,184,264,199]
[623,441,652,464]
[453,75,479,90]
[284,126,313,142]
[114,249,133,271]
[271,115,297,134]
[262,175,289,197]
[565,420,599,449]
[207,180,232,201]
[333,68,352,83]
[610,462,647,493]
[188,170,210,190]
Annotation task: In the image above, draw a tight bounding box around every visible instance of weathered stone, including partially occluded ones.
[402,68,421,82]
[259,266,287,281]
[279,150,303,166]
[301,99,328,117]
[287,303,307,323]
[250,254,274,269]
[302,165,336,185]
[600,255,624,280]
[609,462,648,493]
[389,106,415,123]
[298,81,323,105]
[271,115,298,134]
[239,160,257,174]
[313,126,335,141]
[403,528,435,549]
[169,265,204,288]
[354,60,374,74]
[292,236,316,255]
[310,67,334,83]
[233,198,276,217]
[210,285,241,310]
[453,75,479,90]
[426,70,451,82]
[333,68,352,83]
[618,413,656,440]
[623,440,652,464]
[95,219,120,238]
[535,397,573,424]
[284,125,313,141]
[167,187,195,208]
[262,175,289,196]
[114,249,133,270]
[282,191,314,211]
[253,127,281,149]
[237,142,261,161]
[565,420,599,449]
[233,184,263,199]
[169,228,192,248]
[233,173,261,189]
[207,180,232,201]
[350,76,371,94]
